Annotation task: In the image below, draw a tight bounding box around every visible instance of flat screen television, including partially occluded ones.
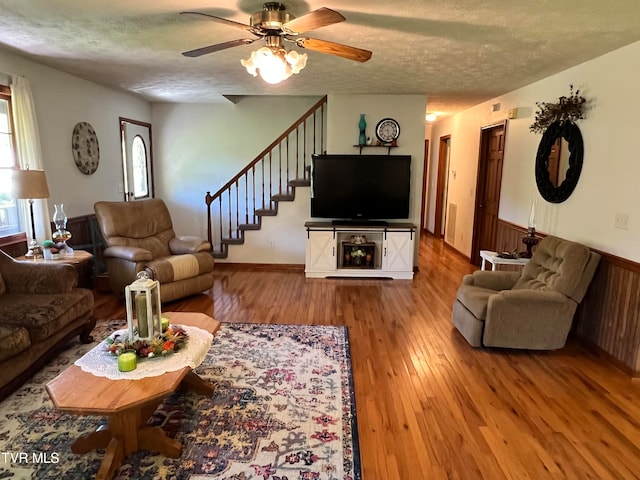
[310,154,411,223]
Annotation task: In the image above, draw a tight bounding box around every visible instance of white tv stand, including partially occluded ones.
[304,222,416,279]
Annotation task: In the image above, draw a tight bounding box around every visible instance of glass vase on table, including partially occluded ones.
[52,203,73,254]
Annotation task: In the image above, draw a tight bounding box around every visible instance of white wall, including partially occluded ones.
[151,96,321,261]
[429,40,640,263]
[0,50,151,219]
[224,192,310,264]
[327,94,428,228]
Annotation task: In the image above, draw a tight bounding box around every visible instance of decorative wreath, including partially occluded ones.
[106,325,188,358]
[530,85,587,134]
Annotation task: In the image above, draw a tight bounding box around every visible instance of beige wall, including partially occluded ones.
[428,40,640,263]
[151,96,321,261]
[326,94,428,229]
[0,50,150,219]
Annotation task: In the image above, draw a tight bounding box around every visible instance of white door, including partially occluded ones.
[382,231,414,272]
[305,231,336,273]
[120,118,153,201]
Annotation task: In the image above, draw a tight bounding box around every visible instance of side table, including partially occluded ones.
[16,250,94,288]
[480,250,529,271]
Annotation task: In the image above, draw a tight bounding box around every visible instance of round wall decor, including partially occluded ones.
[375,118,400,144]
[71,122,100,175]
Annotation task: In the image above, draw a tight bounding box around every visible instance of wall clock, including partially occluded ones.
[71,122,100,175]
[375,118,400,144]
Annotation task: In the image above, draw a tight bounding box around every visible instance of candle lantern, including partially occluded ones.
[125,271,162,341]
[520,199,540,258]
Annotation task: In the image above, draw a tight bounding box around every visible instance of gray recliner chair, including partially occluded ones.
[94,199,214,303]
[452,235,600,350]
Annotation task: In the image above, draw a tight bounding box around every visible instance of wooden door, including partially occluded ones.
[471,122,506,265]
[434,136,451,239]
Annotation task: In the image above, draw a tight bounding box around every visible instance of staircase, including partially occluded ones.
[206,96,327,258]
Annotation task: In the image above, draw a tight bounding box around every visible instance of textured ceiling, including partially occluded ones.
[1,1,640,115]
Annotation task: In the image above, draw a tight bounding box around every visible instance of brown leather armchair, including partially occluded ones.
[94,199,214,303]
[452,235,600,350]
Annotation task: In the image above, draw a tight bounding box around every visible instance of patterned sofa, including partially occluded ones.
[0,250,95,400]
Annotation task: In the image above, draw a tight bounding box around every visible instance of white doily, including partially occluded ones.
[75,325,214,380]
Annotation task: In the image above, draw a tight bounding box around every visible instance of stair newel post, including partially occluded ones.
[260,157,265,210]
[251,165,256,223]
[285,136,290,195]
[234,179,240,239]
[304,119,309,177]
[226,189,232,241]
[218,199,223,255]
[268,151,273,209]
[295,125,300,181]
[205,192,213,247]
[244,173,249,225]
[278,141,283,195]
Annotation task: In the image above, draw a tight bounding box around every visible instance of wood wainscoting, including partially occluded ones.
[0,214,105,274]
[497,219,640,375]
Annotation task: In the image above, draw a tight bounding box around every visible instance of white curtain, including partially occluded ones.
[10,75,51,242]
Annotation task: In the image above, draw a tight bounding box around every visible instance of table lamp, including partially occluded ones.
[10,168,50,259]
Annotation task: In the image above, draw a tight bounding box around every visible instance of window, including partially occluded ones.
[0,86,21,237]
[120,118,153,201]
[132,135,149,199]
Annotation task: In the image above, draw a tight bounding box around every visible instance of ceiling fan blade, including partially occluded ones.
[284,8,345,34]
[296,38,372,62]
[182,38,256,58]
[180,11,254,32]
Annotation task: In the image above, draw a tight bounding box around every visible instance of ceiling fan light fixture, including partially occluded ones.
[241,46,308,84]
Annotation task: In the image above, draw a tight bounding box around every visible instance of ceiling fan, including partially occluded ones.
[180,2,372,83]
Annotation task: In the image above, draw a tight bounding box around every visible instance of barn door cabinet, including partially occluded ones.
[304,222,416,279]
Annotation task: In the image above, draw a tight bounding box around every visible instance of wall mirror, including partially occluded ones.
[535,120,583,203]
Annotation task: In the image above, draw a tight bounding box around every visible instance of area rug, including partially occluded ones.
[0,321,361,480]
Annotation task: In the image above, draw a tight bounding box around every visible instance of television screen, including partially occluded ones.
[310,154,411,221]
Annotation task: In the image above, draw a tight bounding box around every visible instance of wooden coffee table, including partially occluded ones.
[46,312,220,480]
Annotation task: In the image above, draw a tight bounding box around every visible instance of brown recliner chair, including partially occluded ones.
[94,199,214,303]
[452,235,600,350]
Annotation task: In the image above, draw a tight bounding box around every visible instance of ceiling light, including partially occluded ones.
[425,113,438,122]
[241,46,307,84]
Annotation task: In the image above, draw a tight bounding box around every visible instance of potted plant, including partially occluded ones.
[351,247,366,265]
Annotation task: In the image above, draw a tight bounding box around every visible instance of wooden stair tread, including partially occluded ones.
[239,224,261,231]
[271,194,295,202]
[289,179,310,187]
[222,238,244,245]
[255,209,277,216]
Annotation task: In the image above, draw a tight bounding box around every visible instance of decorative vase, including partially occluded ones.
[358,114,367,146]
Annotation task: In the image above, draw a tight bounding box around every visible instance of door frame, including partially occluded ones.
[419,139,430,235]
[434,135,451,239]
[119,117,155,201]
[471,120,507,263]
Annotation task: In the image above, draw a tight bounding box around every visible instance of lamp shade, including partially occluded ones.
[10,169,50,199]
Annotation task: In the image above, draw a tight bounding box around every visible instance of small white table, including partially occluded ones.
[480,250,529,271]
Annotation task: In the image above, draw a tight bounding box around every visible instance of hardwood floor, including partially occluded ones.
[92,234,640,479]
